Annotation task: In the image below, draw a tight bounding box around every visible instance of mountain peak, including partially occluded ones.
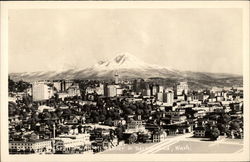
[113,52,140,65]
[93,52,148,70]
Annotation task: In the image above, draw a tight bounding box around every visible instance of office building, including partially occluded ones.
[157,92,163,102]
[107,85,117,97]
[9,140,52,153]
[114,72,119,84]
[174,82,188,96]
[32,82,53,101]
[163,91,174,106]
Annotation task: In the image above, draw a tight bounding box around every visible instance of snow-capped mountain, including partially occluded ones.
[45,53,178,79]
[9,53,241,84]
[92,53,173,71]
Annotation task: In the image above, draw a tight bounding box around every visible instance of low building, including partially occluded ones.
[113,119,126,126]
[152,131,167,142]
[37,105,55,113]
[193,127,206,137]
[67,85,81,97]
[54,133,91,150]
[171,115,187,124]
[9,139,52,153]
[125,120,146,133]
[165,110,185,116]
[64,115,85,125]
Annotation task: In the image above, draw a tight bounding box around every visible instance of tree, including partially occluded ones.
[230,121,240,131]
[104,117,112,126]
[128,133,138,144]
[99,114,106,122]
[217,123,228,135]
[125,108,133,115]
[115,127,124,140]
[138,133,149,143]
[8,78,16,92]
[78,125,83,133]
[113,112,121,120]
[129,104,137,111]
[8,102,17,116]
[71,125,77,130]
[44,112,52,120]
[93,116,100,123]
[136,109,143,115]
[210,127,220,140]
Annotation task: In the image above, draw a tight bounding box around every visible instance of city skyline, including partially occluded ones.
[9,8,242,75]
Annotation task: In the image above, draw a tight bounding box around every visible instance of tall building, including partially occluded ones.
[174,82,188,96]
[146,88,151,96]
[157,92,163,102]
[133,79,141,93]
[61,80,73,92]
[159,86,164,93]
[141,88,151,96]
[32,82,54,101]
[114,72,119,84]
[107,85,117,97]
[151,85,159,96]
[163,90,174,106]
[53,81,62,92]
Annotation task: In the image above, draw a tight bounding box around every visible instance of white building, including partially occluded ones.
[107,85,117,97]
[159,86,164,93]
[157,92,163,102]
[54,133,91,150]
[37,105,55,113]
[152,86,158,96]
[174,82,188,96]
[163,91,174,106]
[53,81,62,92]
[116,88,123,96]
[67,85,81,97]
[32,82,53,101]
[125,120,146,133]
[9,140,52,153]
[114,72,119,84]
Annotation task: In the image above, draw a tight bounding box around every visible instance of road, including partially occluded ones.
[135,133,193,154]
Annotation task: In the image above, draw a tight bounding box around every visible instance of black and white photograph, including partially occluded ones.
[0,1,249,162]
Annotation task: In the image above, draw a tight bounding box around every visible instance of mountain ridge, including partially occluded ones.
[9,53,242,89]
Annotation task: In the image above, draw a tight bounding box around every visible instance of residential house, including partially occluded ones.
[193,127,206,137]
[152,130,167,142]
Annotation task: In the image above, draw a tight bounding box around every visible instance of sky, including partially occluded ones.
[8,8,243,74]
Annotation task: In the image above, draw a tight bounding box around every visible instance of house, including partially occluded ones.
[59,104,69,109]
[152,130,167,142]
[171,115,187,124]
[163,125,178,135]
[125,120,146,133]
[67,85,81,97]
[37,105,55,113]
[64,115,85,125]
[112,119,126,126]
[193,127,206,137]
